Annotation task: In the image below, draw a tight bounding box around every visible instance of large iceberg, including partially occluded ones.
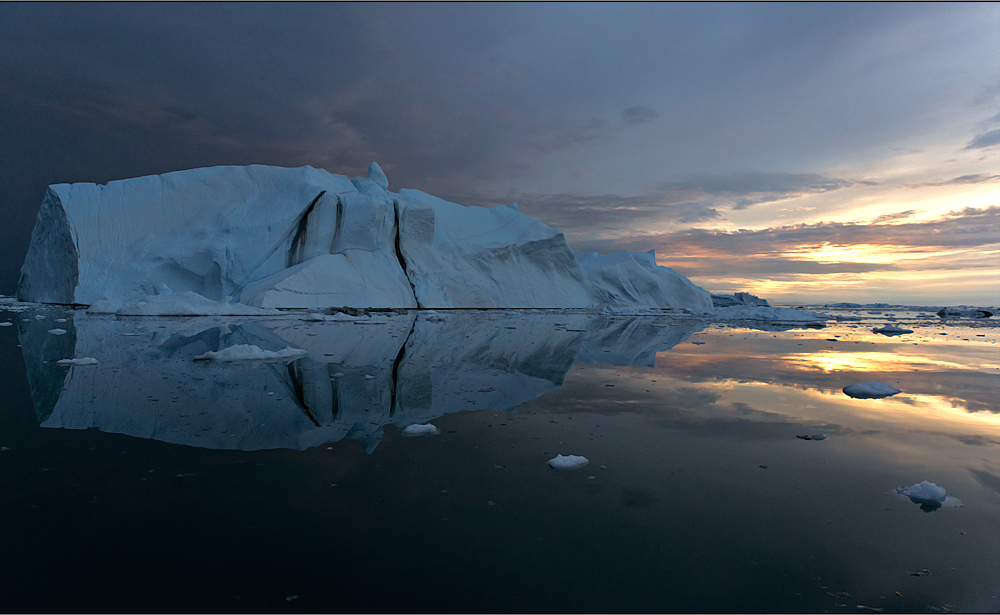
[17,163,712,312]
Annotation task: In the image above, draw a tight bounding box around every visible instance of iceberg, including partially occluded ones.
[17,163,712,312]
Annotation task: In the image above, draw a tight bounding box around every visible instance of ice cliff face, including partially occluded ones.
[18,163,711,311]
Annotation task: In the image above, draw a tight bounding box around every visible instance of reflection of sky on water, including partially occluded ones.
[3,304,999,612]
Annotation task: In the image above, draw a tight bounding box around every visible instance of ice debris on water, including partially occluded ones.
[796,433,827,440]
[0,322,12,326]
[896,481,960,512]
[56,357,98,366]
[872,324,913,335]
[843,382,902,399]
[547,454,589,470]
[402,423,439,436]
[897,480,946,502]
[47,328,67,335]
[193,344,307,362]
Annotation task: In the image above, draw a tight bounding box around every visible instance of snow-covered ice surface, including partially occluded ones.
[843,382,903,399]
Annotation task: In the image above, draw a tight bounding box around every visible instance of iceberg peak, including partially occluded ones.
[366,161,389,189]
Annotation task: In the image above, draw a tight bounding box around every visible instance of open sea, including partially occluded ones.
[1,301,997,613]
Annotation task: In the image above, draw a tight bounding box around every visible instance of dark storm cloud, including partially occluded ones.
[0,3,995,297]
[964,129,1000,150]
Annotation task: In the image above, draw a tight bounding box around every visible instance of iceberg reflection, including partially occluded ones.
[16,309,704,452]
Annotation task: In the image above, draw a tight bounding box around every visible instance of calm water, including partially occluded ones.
[1,303,997,613]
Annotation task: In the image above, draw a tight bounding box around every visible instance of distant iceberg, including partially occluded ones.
[17,163,712,313]
[711,292,769,308]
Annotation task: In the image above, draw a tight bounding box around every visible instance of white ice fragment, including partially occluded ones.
[896,480,946,503]
[842,382,902,399]
[47,328,67,335]
[547,454,590,470]
[402,423,439,436]
[56,357,99,366]
[193,344,307,362]
[0,322,12,327]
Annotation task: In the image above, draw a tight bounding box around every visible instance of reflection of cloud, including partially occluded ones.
[968,468,1000,495]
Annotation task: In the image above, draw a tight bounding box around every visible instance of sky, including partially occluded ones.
[1,3,997,305]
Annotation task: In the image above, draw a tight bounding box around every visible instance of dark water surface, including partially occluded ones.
[1,303,997,613]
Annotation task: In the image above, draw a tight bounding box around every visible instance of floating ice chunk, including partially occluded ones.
[796,433,827,440]
[402,423,439,436]
[47,328,67,335]
[873,324,913,335]
[547,454,590,470]
[842,382,902,399]
[0,322,12,327]
[896,480,946,502]
[193,344,307,362]
[56,357,98,365]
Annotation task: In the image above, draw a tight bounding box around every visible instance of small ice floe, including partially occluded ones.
[873,324,913,336]
[0,322,12,327]
[895,480,961,512]
[47,328,68,335]
[402,423,439,436]
[193,344,307,362]
[56,357,98,366]
[547,454,590,470]
[843,382,902,399]
[796,433,827,441]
